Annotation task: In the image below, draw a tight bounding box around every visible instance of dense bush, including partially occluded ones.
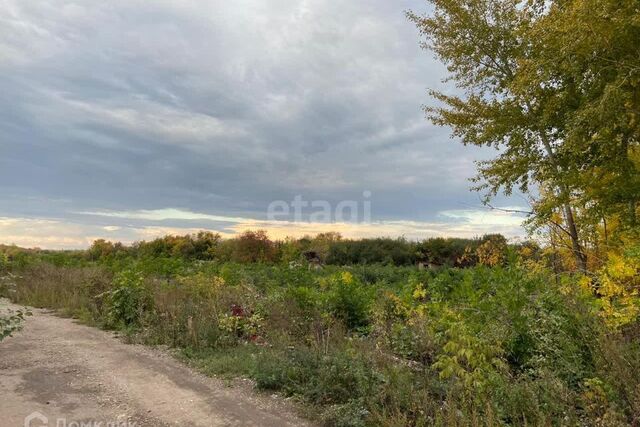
[323,272,375,330]
[326,238,416,265]
[104,269,152,329]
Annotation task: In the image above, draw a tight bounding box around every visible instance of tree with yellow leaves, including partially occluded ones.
[409,0,640,271]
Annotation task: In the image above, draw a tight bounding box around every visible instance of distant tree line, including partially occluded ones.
[81,230,536,268]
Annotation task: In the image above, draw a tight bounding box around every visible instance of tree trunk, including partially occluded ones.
[550,225,560,284]
[563,203,587,271]
[539,134,588,271]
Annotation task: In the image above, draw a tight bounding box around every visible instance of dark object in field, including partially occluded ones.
[231,304,246,317]
[302,250,323,270]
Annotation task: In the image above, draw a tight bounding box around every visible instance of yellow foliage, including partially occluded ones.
[476,237,507,267]
[176,273,226,299]
[588,249,640,329]
[412,282,427,301]
[386,291,411,319]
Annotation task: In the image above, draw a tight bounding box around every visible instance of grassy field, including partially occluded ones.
[1,242,639,426]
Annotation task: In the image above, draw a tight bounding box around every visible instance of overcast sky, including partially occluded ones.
[0,0,527,248]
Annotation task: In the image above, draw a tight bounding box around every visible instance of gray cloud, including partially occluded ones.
[1,0,521,247]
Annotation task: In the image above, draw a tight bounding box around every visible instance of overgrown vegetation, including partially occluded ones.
[2,237,639,425]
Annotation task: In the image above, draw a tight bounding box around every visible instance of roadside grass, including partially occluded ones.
[179,345,258,380]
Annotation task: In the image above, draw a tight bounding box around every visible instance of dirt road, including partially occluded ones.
[0,301,311,427]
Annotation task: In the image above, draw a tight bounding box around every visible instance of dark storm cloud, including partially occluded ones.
[0,0,524,247]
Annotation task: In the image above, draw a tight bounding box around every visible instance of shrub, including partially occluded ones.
[324,272,375,330]
[104,269,151,329]
[589,245,640,329]
[0,306,31,341]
